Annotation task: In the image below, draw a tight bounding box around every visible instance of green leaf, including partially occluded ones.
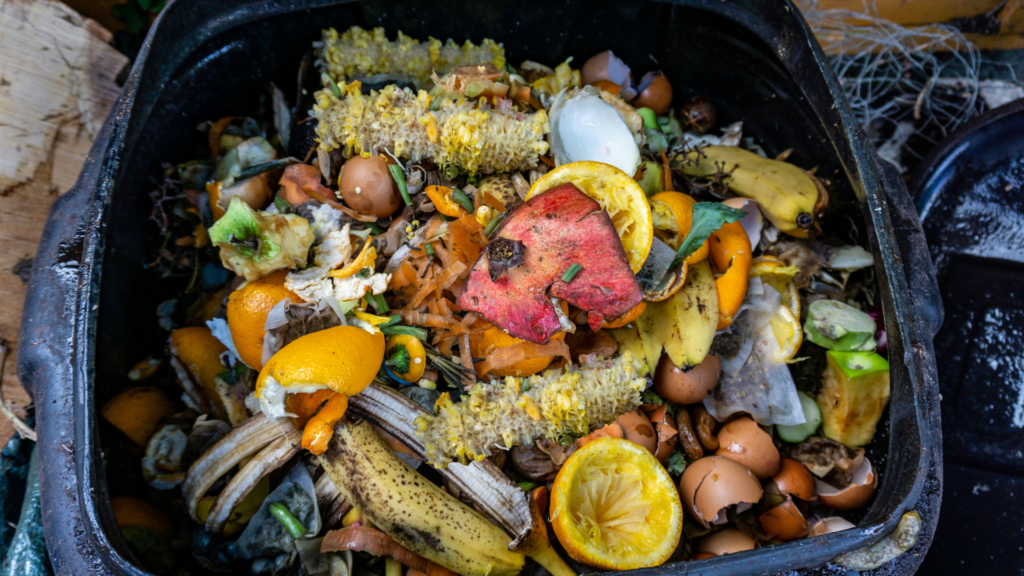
[451,189,474,213]
[517,481,539,492]
[671,202,747,268]
[388,164,412,206]
[382,325,428,340]
[641,389,665,407]
[387,344,411,374]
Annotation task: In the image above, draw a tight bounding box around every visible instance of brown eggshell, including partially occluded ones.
[690,552,717,561]
[615,410,657,454]
[581,50,632,90]
[338,155,401,218]
[654,353,721,404]
[648,405,678,463]
[817,458,877,511]
[715,417,781,479]
[679,456,762,527]
[692,527,756,556]
[772,458,817,501]
[576,422,624,449]
[758,497,808,541]
[632,71,673,116]
[808,517,856,537]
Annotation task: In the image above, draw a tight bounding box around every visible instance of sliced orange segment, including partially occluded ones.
[550,436,682,570]
[527,161,653,273]
[770,303,803,361]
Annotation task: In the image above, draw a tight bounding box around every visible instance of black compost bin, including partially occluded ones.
[17,0,943,574]
[911,99,1024,574]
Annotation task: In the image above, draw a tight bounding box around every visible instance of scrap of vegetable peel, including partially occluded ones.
[457,183,642,343]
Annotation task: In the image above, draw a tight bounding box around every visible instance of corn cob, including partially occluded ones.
[313,84,549,174]
[414,351,647,467]
[316,26,506,84]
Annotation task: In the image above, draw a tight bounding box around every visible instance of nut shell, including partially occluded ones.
[715,417,781,479]
[654,353,721,405]
[679,456,762,527]
[338,155,401,218]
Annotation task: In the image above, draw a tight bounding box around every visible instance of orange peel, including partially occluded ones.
[301,393,350,455]
[425,185,469,218]
[227,269,301,369]
[550,436,682,570]
[710,221,752,330]
[330,238,377,278]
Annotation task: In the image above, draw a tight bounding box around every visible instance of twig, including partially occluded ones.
[0,341,36,442]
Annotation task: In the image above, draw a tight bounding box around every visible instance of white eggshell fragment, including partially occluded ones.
[723,197,764,249]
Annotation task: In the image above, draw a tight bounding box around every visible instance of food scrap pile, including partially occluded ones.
[104,27,893,576]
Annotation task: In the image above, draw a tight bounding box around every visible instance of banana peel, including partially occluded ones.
[510,487,576,576]
[321,419,525,576]
[679,146,824,238]
[613,259,719,373]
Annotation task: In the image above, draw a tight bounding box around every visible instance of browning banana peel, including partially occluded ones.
[320,420,525,576]
[680,146,821,238]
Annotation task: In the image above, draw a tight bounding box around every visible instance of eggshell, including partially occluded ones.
[772,458,817,501]
[808,516,856,537]
[338,155,401,218]
[758,497,808,541]
[679,456,762,527]
[615,410,657,454]
[715,417,781,479]
[692,527,756,556]
[632,71,673,115]
[722,198,764,249]
[690,552,717,561]
[648,405,678,462]
[654,353,721,404]
[581,50,632,91]
[576,421,624,449]
[817,458,876,511]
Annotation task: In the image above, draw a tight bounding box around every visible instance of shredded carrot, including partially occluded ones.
[474,339,571,376]
[480,191,507,212]
[410,261,467,308]
[460,334,475,386]
[539,155,555,168]
[661,150,673,192]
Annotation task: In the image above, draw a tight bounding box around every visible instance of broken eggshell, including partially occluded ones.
[808,516,856,537]
[548,87,641,176]
[679,456,763,528]
[692,526,756,558]
[648,405,678,462]
[769,458,817,502]
[654,353,721,405]
[715,416,781,479]
[338,155,402,219]
[757,497,808,541]
[580,50,635,100]
[615,409,657,454]
[632,71,673,116]
[817,458,877,511]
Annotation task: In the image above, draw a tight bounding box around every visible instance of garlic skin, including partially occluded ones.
[549,86,641,176]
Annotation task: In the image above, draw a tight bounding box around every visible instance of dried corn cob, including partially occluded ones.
[316,26,506,84]
[414,351,647,467]
[313,84,549,175]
